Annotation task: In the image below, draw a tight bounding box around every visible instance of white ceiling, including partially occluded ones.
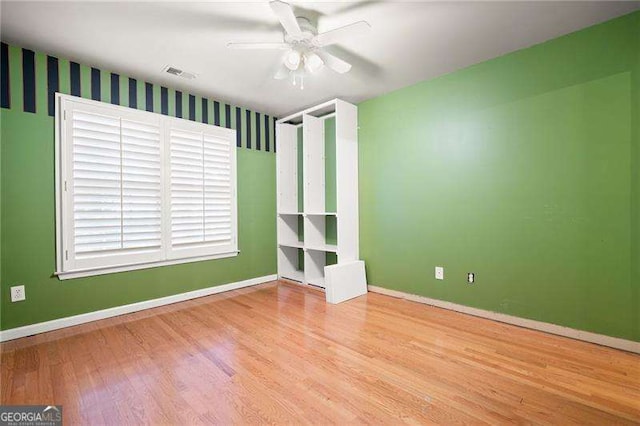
[1,1,638,117]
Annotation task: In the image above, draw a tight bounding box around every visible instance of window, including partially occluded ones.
[55,94,237,279]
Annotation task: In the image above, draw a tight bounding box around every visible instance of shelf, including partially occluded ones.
[281,270,304,283]
[281,242,337,252]
[277,99,359,297]
[279,241,304,249]
[305,244,338,253]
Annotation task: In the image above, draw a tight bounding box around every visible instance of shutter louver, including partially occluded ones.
[204,134,232,244]
[72,110,122,255]
[122,119,162,249]
[170,129,205,246]
[170,129,234,252]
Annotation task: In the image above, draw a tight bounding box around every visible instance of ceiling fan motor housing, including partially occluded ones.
[283,17,322,73]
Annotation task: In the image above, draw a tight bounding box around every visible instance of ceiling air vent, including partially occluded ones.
[162,65,197,80]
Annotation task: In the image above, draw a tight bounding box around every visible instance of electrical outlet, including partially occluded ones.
[467,273,475,284]
[11,285,26,302]
[435,266,444,280]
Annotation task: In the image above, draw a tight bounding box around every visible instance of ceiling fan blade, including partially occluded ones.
[227,42,290,50]
[316,51,352,74]
[274,64,291,80]
[312,21,371,47]
[269,1,302,38]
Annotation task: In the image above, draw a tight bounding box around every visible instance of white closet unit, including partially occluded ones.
[276,99,366,304]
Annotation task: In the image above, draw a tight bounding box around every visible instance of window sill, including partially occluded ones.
[55,251,240,280]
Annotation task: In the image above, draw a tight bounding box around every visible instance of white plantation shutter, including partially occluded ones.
[204,134,233,244]
[168,122,236,258]
[121,119,162,250]
[64,102,164,271]
[57,95,237,278]
[71,110,122,254]
[170,129,205,245]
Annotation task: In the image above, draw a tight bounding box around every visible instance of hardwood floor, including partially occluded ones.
[1,280,639,424]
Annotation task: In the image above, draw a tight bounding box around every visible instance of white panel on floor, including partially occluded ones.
[325,260,367,304]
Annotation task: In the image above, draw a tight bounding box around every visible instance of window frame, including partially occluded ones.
[55,93,238,280]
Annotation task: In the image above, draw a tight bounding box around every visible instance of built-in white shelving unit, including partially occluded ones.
[276,99,367,303]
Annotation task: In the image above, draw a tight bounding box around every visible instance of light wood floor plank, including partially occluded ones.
[1,281,638,424]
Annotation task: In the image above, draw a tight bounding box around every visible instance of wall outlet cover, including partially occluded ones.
[435,266,444,280]
[468,273,475,284]
[11,285,26,302]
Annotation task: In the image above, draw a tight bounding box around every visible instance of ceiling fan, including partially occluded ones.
[227,0,371,89]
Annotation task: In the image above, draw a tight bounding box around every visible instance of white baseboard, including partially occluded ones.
[368,285,640,354]
[0,274,278,343]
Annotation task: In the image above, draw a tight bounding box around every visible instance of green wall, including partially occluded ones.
[359,11,640,341]
[0,44,277,331]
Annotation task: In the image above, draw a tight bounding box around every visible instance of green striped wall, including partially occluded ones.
[0,42,277,331]
[0,42,277,152]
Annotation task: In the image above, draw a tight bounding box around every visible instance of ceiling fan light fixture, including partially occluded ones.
[284,49,301,70]
[304,51,324,73]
